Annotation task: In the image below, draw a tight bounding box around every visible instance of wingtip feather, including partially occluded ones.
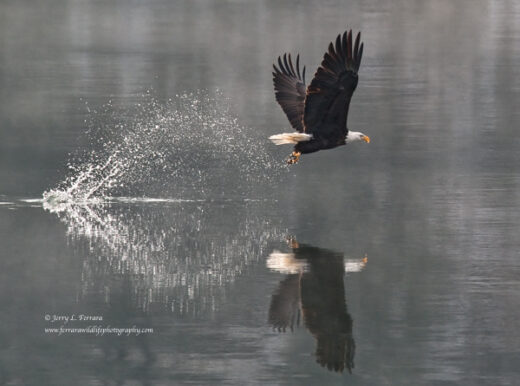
[288,54,296,77]
[353,32,361,65]
[335,34,342,59]
[347,30,353,61]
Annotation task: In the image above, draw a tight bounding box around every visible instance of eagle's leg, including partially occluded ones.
[286,151,301,165]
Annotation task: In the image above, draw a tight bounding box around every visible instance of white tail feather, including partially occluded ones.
[269,132,313,145]
[266,251,308,274]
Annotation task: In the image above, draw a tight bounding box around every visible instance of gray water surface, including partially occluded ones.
[1,1,520,385]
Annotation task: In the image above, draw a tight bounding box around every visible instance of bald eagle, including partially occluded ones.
[270,30,370,164]
[267,239,364,373]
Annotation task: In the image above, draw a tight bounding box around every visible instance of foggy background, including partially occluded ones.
[2,0,520,195]
[1,1,520,385]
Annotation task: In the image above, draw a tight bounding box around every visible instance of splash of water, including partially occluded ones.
[39,90,290,316]
[44,90,286,207]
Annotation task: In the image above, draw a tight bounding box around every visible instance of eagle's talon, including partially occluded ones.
[286,236,299,249]
[287,151,301,165]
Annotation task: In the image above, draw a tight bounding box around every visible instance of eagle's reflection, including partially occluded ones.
[267,238,367,373]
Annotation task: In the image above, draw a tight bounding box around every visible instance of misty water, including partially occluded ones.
[1,1,520,385]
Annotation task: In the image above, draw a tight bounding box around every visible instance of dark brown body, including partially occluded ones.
[295,126,348,154]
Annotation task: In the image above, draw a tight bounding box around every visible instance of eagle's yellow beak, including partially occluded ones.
[362,135,370,143]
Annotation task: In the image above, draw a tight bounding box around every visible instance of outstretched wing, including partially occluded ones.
[268,274,301,332]
[273,54,307,133]
[303,30,363,136]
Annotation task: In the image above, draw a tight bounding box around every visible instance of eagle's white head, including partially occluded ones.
[346,131,370,144]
